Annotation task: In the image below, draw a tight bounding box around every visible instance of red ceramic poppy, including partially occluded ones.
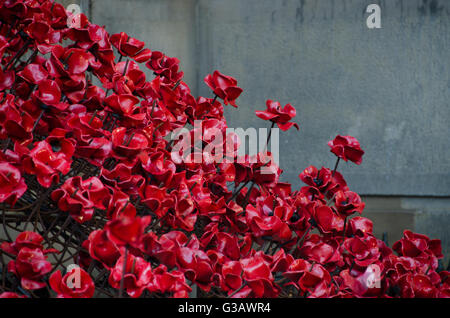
[8,247,52,290]
[255,99,299,131]
[328,135,365,165]
[204,70,243,107]
[49,267,95,298]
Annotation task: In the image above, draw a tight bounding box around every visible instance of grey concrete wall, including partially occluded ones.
[197,0,450,196]
[60,0,450,257]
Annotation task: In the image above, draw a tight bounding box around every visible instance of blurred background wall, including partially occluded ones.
[61,0,450,264]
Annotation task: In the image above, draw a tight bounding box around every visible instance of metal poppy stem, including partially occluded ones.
[88,110,98,125]
[118,246,128,298]
[31,109,45,134]
[264,121,275,152]
[122,59,129,76]
[228,282,247,298]
[227,180,249,203]
[124,132,135,146]
[241,182,255,210]
[4,39,30,71]
[332,157,340,178]
[341,216,348,244]
[172,79,181,91]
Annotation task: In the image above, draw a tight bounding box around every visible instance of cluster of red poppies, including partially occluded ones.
[0,0,448,298]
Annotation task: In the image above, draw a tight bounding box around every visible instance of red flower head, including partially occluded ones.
[220,261,243,292]
[33,79,68,111]
[342,234,382,267]
[22,133,74,188]
[0,162,27,206]
[148,265,191,298]
[1,231,57,256]
[110,32,151,62]
[328,135,364,165]
[245,196,292,243]
[299,234,341,265]
[8,247,52,290]
[111,127,149,159]
[0,69,14,91]
[204,70,243,107]
[108,254,153,298]
[0,292,26,298]
[240,253,279,297]
[105,215,151,247]
[313,205,345,235]
[85,229,120,269]
[255,100,299,131]
[146,51,183,83]
[51,176,110,223]
[299,165,332,192]
[49,267,95,298]
[284,259,333,297]
[17,63,48,85]
[396,273,438,298]
[392,230,443,269]
[346,216,373,237]
[334,190,365,216]
[176,245,214,291]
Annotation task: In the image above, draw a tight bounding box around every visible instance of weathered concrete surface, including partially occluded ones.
[83,0,450,254]
[90,0,198,93]
[197,0,450,196]
[71,1,450,254]
[364,196,450,265]
[74,0,450,196]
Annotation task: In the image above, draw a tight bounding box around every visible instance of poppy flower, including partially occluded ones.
[0,292,26,298]
[245,199,292,243]
[75,137,113,167]
[34,79,68,110]
[49,267,95,298]
[393,230,443,260]
[328,135,365,165]
[22,136,74,188]
[108,254,153,298]
[346,216,374,237]
[17,63,48,84]
[299,234,341,265]
[0,162,27,206]
[298,263,333,297]
[204,70,243,107]
[101,163,145,196]
[220,261,243,291]
[313,205,345,235]
[146,51,183,83]
[342,234,382,267]
[1,231,57,256]
[240,253,279,297]
[255,100,299,131]
[51,176,110,223]
[111,127,149,159]
[0,69,15,91]
[299,165,332,192]
[334,190,365,216]
[8,247,52,290]
[147,264,191,297]
[110,32,151,62]
[64,48,101,74]
[85,230,120,269]
[396,273,438,298]
[105,215,151,247]
[176,246,214,291]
